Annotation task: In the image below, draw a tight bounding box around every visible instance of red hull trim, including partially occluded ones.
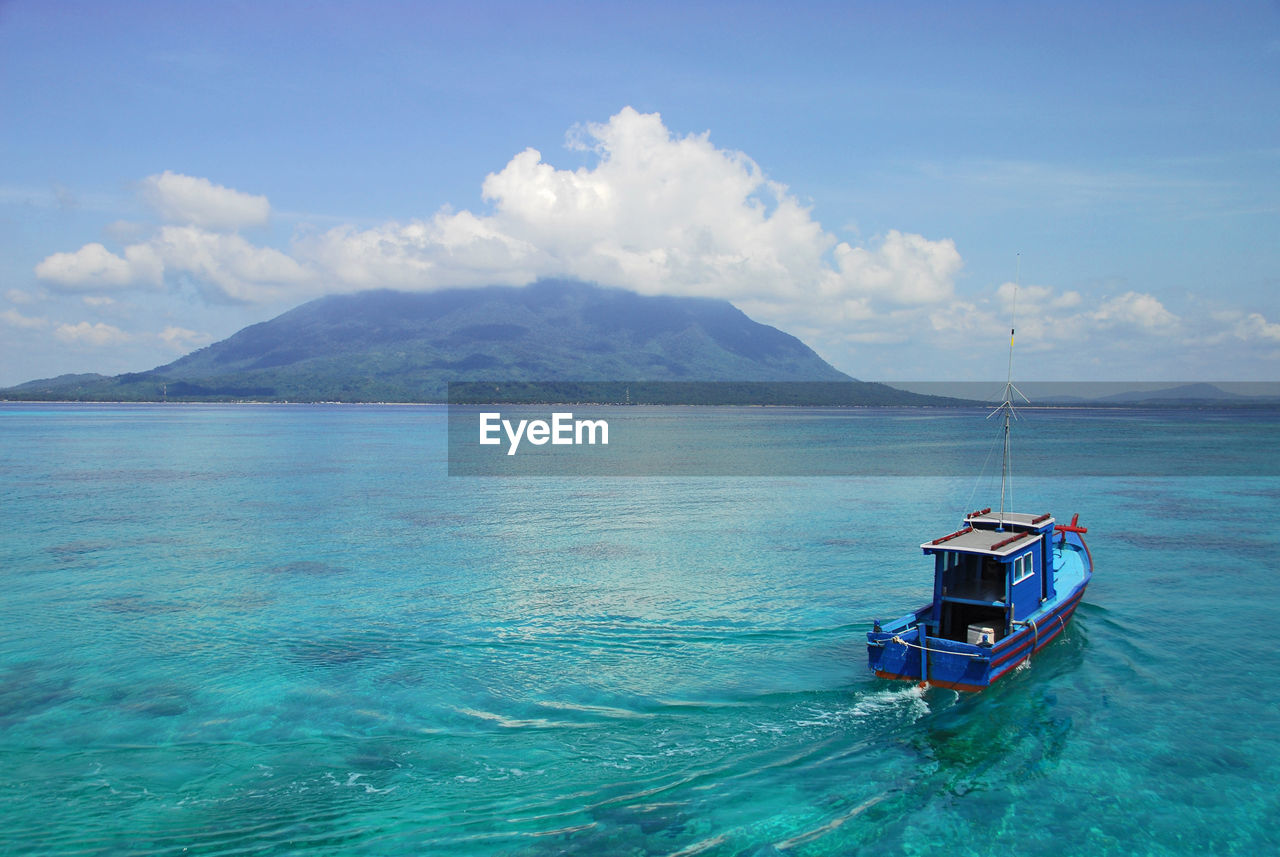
[921,678,988,693]
[989,589,1085,671]
[874,670,987,692]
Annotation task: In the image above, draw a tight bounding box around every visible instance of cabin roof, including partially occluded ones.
[965,511,1054,529]
[922,525,1045,557]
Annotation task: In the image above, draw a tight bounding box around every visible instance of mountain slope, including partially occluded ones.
[8,280,882,402]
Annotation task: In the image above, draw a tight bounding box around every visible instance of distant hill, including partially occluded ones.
[3,280,955,404]
[1092,383,1256,404]
[1034,382,1280,406]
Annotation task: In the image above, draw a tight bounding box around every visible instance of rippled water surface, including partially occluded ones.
[2,404,1277,855]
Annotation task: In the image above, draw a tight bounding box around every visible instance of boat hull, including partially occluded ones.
[868,585,1086,691]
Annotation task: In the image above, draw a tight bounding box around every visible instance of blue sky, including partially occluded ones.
[2,0,1278,386]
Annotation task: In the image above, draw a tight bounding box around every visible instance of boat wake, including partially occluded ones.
[848,684,931,720]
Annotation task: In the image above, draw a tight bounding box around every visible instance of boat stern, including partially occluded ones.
[867,622,923,682]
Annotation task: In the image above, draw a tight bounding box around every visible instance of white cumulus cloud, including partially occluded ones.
[294,209,543,290]
[1234,312,1280,342]
[148,226,312,303]
[472,108,840,302]
[832,230,962,306]
[35,242,163,291]
[139,171,270,231]
[159,325,213,351]
[2,309,48,330]
[1092,291,1179,329]
[55,321,131,346]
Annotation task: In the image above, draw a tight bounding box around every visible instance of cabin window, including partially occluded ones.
[1013,553,1034,583]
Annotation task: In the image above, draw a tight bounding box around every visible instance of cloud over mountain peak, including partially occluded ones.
[32,108,959,324]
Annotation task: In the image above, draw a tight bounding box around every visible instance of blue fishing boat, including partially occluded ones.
[866,303,1093,691]
[866,507,1092,691]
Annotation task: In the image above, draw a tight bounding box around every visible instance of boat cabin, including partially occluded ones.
[922,508,1056,645]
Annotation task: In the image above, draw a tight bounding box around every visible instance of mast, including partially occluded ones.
[996,255,1026,525]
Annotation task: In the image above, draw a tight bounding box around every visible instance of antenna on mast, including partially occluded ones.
[992,253,1029,526]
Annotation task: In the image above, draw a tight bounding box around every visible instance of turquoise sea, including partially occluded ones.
[2,403,1278,856]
